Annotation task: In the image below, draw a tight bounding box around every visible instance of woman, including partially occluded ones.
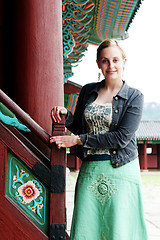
[50,39,148,240]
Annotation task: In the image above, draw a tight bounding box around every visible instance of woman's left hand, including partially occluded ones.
[50,135,79,149]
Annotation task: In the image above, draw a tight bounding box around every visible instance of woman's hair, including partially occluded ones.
[96,39,126,61]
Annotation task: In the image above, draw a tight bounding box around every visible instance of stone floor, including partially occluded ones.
[141,170,160,240]
[66,169,160,240]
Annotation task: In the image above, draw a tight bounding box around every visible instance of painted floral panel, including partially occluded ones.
[6,150,49,235]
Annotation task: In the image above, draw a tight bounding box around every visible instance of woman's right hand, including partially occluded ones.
[51,106,68,123]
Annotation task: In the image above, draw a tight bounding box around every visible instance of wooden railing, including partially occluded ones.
[0,89,50,147]
[0,89,68,239]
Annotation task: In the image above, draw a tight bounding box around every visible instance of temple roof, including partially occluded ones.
[62,0,144,81]
[89,0,143,44]
[136,121,160,142]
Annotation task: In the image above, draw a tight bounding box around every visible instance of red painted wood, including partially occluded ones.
[0,89,50,147]
[12,0,64,134]
[0,32,3,90]
[138,143,160,170]
[0,122,50,188]
[157,144,160,169]
[0,1,3,90]
[50,116,66,226]
[64,81,81,94]
[0,103,68,238]
[138,144,143,169]
[0,194,48,240]
[0,141,7,195]
[67,153,82,170]
[147,144,158,169]
[76,157,82,171]
[0,139,48,239]
[0,121,41,169]
[7,125,50,167]
[0,1,67,236]
[0,88,52,160]
[66,232,70,240]
[143,142,148,170]
[67,154,76,169]
[147,155,158,169]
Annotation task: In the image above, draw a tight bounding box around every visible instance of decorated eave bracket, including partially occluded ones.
[62,0,95,82]
[62,0,144,82]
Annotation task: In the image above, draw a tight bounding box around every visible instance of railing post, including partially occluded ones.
[50,115,67,240]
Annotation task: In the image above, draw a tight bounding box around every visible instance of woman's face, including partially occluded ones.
[97,46,126,82]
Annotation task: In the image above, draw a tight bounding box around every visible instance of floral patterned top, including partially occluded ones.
[84,102,112,156]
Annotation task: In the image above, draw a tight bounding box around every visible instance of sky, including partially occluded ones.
[70,0,160,104]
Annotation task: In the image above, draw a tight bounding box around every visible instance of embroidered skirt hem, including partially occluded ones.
[70,158,148,240]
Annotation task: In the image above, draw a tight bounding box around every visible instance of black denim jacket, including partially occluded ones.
[65,80,144,168]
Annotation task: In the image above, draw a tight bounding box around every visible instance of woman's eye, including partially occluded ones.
[102,59,108,63]
[113,59,119,63]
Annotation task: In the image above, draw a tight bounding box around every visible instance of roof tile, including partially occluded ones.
[136,121,160,139]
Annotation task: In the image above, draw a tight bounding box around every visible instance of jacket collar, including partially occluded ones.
[89,80,129,100]
[89,80,105,94]
[117,81,129,100]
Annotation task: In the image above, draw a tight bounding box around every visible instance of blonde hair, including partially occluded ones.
[97,39,126,61]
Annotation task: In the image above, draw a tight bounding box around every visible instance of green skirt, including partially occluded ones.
[70,158,148,240]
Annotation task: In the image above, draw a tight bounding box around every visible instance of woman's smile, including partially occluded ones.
[106,70,117,74]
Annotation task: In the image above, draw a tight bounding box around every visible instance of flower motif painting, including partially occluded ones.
[18,180,40,204]
[7,153,49,234]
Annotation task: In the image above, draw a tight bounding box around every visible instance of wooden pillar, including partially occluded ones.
[0,0,3,89]
[138,144,143,169]
[143,141,148,170]
[157,144,160,169]
[12,0,63,134]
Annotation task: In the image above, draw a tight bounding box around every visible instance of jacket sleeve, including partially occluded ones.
[80,92,144,150]
[65,85,87,135]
